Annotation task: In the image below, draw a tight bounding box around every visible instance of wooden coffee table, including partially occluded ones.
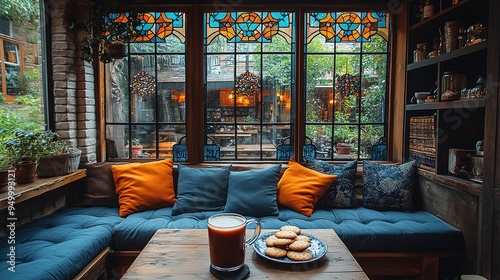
[121,229,368,279]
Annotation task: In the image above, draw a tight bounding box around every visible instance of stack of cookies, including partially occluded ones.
[264,225,313,261]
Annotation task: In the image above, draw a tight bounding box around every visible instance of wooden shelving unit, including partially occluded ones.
[404,0,488,176]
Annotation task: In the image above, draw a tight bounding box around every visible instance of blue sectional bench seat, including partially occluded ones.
[111,207,463,253]
[0,207,123,280]
[0,160,465,279]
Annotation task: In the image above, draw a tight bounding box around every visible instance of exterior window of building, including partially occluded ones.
[105,12,186,159]
[304,12,390,160]
[0,1,46,142]
[204,11,295,160]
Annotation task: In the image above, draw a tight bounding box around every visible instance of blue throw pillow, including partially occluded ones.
[305,159,358,208]
[362,160,417,211]
[172,164,231,215]
[224,165,281,217]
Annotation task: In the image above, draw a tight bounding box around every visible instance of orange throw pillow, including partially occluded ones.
[111,159,176,217]
[277,158,337,217]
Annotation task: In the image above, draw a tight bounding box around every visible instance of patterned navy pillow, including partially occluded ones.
[362,160,417,211]
[305,159,358,208]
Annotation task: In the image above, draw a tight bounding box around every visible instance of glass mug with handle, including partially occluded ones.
[208,213,261,272]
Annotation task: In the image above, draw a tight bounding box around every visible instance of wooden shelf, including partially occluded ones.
[406,98,486,110]
[417,168,482,197]
[409,0,471,31]
[407,41,487,71]
[0,169,87,211]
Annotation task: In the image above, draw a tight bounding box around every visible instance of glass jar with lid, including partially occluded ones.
[441,72,467,101]
[422,0,434,19]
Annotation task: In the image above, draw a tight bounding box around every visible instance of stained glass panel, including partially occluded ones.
[305,11,389,160]
[206,12,293,44]
[306,12,389,43]
[106,12,186,43]
[204,11,295,160]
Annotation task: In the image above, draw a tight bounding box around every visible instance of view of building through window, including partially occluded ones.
[304,12,389,160]
[204,12,295,160]
[0,0,46,154]
[104,9,390,161]
[105,12,187,160]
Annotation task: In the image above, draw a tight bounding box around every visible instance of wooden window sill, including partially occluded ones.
[0,169,87,211]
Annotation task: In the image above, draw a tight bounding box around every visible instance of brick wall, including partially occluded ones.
[50,0,97,164]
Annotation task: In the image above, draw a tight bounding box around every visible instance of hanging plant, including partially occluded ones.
[71,0,143,63]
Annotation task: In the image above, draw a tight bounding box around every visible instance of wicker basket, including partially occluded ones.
[37,151,82,177]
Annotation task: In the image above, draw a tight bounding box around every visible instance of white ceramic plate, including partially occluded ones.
[252,232,328,264]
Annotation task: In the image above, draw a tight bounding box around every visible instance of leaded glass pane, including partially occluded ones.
[305,11,389,160]
[204,11,294,161]
[105,11,186,160]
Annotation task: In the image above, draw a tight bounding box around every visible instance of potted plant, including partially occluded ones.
[0,141,13,189]
[0,157,12,189]
[71,0,142,63]
[126,138,143,158]
[334,125,355,155]
[36,131,82,177]
[4,129,50,184]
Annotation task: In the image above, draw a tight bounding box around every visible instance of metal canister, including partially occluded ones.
[444,21,460,52]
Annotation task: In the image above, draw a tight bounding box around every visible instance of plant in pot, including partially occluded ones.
[0,141,13,190]
[36,131,82,178]
[0,157,12,190]
[334,125,356,155]
[72,0,142,63]
[4,129,49,184]
[126,138,143,158]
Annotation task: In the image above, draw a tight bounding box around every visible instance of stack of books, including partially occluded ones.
[409,115,436,172]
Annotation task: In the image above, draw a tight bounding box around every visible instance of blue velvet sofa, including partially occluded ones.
[0,161,465,280]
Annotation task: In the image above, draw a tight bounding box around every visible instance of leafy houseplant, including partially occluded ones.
[0,141,13,188]
[72,0,142,63]
[4,129,51,183]
[4,129,49,164]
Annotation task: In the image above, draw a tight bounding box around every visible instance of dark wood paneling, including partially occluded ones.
[492,208,500,279]
[482,0,500,276]
[418,175,479,273]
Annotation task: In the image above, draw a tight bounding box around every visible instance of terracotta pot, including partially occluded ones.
[336,144,352,155]
[107,42,127,59]
[0,170,8,190]
[14,162,38,184]
[131,145,143,158]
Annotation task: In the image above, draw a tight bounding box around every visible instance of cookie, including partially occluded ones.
[288,240,311,251]
[295,235,311,243]
[286,250,313,261]
[265,235,279,247]
[272,237,295,247]
[275,230,297,240]
[265,247,288,258]
[280,225,301,235]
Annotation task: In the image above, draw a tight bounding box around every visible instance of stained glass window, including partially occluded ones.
[306,12,389,43]
[204,11,295,160]
[206,12,293,44]
[106,12,186,43]
[105,11,187,160]
[103,7,391,162]
[305,11,390,160]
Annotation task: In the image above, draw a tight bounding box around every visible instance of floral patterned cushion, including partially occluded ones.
[362,160,417,211]
[305,159,358,208]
